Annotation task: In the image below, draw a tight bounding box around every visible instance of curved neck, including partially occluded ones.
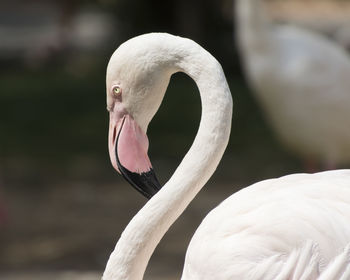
[235,0,271,54]
[103,37,233,280]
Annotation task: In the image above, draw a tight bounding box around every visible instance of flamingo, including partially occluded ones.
[103,33,350,279]
[235,0,350,170]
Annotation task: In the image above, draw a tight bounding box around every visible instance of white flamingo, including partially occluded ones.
[103,33,350,280]
[235,0,350,170]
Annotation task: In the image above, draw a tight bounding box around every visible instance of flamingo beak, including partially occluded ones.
[108,112,162,199]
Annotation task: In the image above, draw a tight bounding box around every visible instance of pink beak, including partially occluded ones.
[108,110,161,198]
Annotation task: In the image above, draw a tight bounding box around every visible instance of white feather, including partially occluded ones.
[318,244,350,280]
[183,170,350,279]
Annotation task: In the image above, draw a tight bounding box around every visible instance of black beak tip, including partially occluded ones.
[117,161,162,199]
[114,117,162,199]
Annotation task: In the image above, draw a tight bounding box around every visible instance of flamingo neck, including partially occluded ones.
[235,0,271,54]
[103,37,233,280]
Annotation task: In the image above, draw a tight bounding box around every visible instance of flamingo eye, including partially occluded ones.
[113,86,122,96]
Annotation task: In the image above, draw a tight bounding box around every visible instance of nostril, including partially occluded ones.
[112,126,117,144]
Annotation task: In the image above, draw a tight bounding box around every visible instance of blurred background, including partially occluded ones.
[1,0,350,279]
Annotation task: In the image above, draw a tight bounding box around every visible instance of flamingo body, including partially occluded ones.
[236,0,350,166]
[183,170,350,279]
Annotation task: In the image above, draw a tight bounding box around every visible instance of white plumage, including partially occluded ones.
[183,170,350,279]
[235,0,350,168]
[102,33,350,280]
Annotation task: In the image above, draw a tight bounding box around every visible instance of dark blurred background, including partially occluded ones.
[0,0,349,279]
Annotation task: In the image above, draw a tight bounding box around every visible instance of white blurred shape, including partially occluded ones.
[0,1,117,65]
[69,9,116,52]
[235,0,350,168]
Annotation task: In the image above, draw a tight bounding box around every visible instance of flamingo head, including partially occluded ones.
[106,34,175,199]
